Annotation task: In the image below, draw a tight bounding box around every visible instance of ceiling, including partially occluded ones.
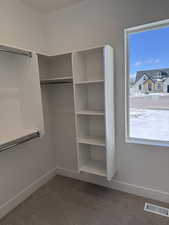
[22,0,85,13]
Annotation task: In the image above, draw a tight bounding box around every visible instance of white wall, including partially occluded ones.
[0,85,56,217]
[45,0,169,200]
[0,0,55,218]
[0,0,47,54]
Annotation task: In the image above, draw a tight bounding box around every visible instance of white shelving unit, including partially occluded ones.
[38,45,115,181]
[73,45,115,180]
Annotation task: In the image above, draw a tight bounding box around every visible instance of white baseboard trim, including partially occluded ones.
[0,167,57,220]
[111,180,169,203]
[55,167,169,204]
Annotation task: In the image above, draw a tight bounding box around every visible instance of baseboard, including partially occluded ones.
[111,180,169,203]
[55,167,169,203]
[0,167,57,219]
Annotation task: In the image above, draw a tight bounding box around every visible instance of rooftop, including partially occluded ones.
[135,68,169,83]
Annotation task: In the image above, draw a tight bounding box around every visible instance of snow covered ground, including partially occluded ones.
[130,109,169,141]
[130,92,169,98]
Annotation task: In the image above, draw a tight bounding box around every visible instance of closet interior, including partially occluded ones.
[0,43,115,180]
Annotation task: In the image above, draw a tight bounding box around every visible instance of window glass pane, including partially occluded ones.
[129,26,169,142]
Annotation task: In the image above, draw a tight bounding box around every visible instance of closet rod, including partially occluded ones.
[0,46,32,57]
[0,131,40,153]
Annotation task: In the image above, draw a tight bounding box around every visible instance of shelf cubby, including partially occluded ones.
[75,82,104,112]
[79,144,106,177]
[73,47,104,83]
[77,115,105,140]
[78,136,105,147]
[38,53,73,83]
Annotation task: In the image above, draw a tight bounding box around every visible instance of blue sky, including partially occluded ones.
[129,26,169,79]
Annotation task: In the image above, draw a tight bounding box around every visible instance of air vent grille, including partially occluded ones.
[144,202,169,217]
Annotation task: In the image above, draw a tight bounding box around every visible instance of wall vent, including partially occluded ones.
[144,202,169,217]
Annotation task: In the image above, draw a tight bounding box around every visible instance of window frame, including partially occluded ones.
[124,19,169,147]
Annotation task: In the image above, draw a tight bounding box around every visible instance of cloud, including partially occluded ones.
[144,58,153,64]
[135,61,142,66]
[130,73,136,78]
[154,59,160,64]
[134,58,160,67]
[145,58,160,64]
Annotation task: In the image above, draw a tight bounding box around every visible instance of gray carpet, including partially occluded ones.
[1,175,169,225]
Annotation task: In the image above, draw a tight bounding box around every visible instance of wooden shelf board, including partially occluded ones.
[80,160,106,177]
[78,136,105,147]
[75,80,104,85]
[77,110,104,116]
[40,76,73,84]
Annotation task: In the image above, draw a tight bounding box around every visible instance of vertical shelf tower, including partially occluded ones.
[73,45,115,181]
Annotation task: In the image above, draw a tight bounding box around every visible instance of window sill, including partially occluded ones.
[126,137,169,148]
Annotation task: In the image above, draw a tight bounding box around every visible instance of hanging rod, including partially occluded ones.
[0,131,40,153]
[0,45,32,57]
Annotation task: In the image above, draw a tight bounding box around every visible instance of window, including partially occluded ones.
[157,83,162,90]
[125,19,169,146]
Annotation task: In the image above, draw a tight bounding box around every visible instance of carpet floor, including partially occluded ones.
[0,175,169,225]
